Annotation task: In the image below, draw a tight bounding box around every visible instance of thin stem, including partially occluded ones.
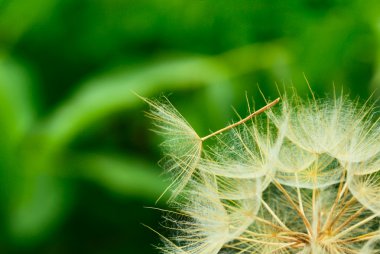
[332,206,366,234]
[237,236,291,246]
[243,232,299,242]
[321,170,347,232]
[330,213,377,241]
[273,179,313,236]
[200,98,280,141]
[336,231,380,244]
[312,185,319,238]
[336,246,358,254]
[295,173,306,218]
[268,242,300,253]
[253,216,290,232]
[325,196,357,232]
[260,198,290,231]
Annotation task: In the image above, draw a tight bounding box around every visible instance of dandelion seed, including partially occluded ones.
[161,175,261,254]
[142,96,203,199]
[143,96,279,199]
[147,92,380,254]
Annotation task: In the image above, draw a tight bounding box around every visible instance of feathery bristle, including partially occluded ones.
[146,92,380,254]
[143,97,202,199]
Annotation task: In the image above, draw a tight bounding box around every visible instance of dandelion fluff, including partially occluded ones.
[269,96,327,154]
[165,193,229,254]
[274,139,317,173]
[198,158,269,179]
[144,97,202,198]
[164,177,262,254]
[215,176,268,200]
[146,92,380,254]
[359,233,380,254]
[332,106,380,163]
[275,153,343,189]
[273,95,379,162]
[347,155,380,175]
[199,119,280,180]
[348,171,380,216]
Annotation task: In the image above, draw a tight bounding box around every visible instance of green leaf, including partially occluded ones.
[41,43,289,152]
[8,174,70,246]
[41,57,231,150]
[0,58,35,151]
[76,154,168,202]
[0,0,58,45]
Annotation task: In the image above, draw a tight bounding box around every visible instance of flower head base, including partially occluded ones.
[147,93,380,254]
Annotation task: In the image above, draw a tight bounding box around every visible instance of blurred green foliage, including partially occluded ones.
[0,0,379,253]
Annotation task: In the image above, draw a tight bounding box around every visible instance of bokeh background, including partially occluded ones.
[1,0,380,253]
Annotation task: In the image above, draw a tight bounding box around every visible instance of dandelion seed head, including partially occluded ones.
[146,92,380,253]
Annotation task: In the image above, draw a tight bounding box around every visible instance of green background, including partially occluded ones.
[0,0,379,253]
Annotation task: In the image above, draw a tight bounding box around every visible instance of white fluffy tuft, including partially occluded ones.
[146,92,380,253]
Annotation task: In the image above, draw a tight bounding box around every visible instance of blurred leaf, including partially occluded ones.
[40,56,231,151]
[367,6,380,93]
[8,174,70,246]
[0,58,35,151]
[217,42,291,78]
[41,42,290,152]
[76,154,167,202]
[0,58,69,247]
[0,58,39,244]
[0,0,58,46]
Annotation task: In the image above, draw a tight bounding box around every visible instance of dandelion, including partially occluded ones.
[147,92,380,254]
[144,96,279,199]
